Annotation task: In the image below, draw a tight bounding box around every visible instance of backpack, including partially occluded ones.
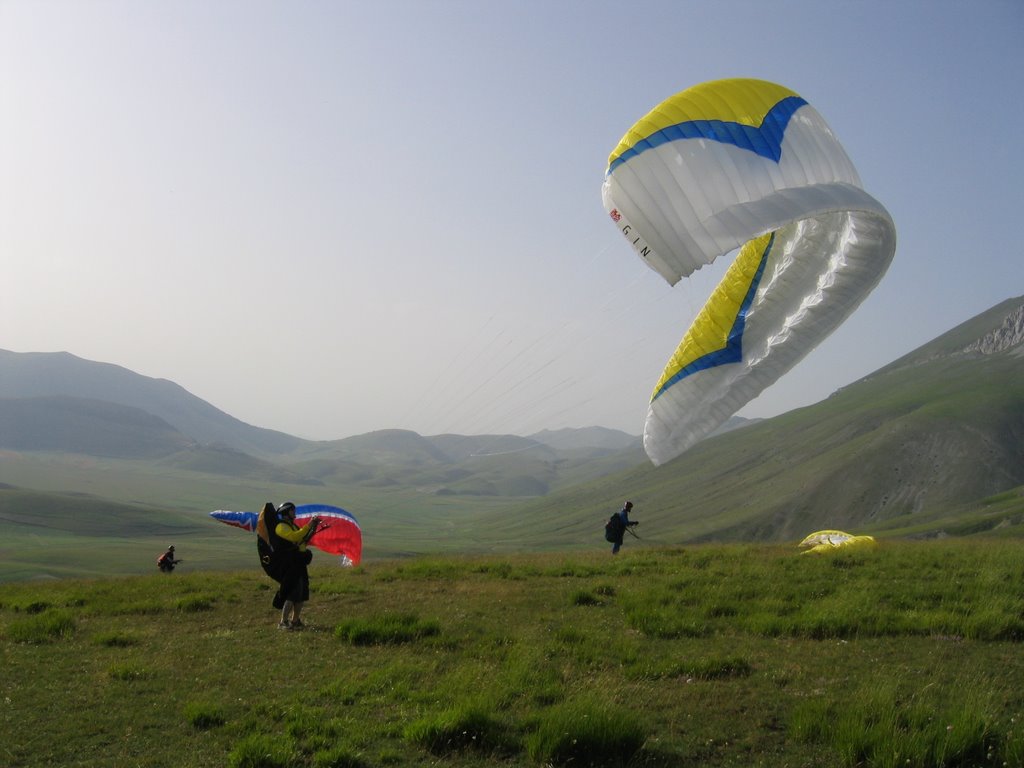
[256,503,286,581]
[604,512,625,542]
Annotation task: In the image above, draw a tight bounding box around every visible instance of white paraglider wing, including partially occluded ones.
[603,78,896,465]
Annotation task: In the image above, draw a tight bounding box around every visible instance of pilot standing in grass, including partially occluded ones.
[272,502,321,630]
[605,501,639,555]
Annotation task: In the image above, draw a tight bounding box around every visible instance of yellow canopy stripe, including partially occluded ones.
[652,233,772,401]
[608,79,800,168]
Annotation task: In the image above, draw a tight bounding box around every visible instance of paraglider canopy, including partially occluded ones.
[603,77,896,466]
[798,530,876,554]
[210,503,362,566]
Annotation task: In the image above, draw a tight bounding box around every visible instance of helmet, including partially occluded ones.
[278,501,296,516]
[168,545,175,551]
[623,501,633,510]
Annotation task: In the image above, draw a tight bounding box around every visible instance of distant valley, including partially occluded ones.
[1,295,1022,580]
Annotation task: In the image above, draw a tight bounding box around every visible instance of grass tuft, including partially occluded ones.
[227,734,298,768]
[570,588,603,606]
[334,613,439,645]
[92,630,140,647]
[790,677,1014,766]
[526,697,645,766]
[404,703,513,754]
[628,653,752,681]
[5,609,75,643]
[184,701,227,730]
[311,747,371,767]
[108,662,154,681]
[176,595,216,612]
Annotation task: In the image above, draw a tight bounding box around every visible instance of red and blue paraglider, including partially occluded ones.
[210,503,362,566]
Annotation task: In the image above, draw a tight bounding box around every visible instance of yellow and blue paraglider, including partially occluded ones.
[603,78,896,465]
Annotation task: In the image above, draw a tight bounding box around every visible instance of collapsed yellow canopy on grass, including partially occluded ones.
[799,529,876,554]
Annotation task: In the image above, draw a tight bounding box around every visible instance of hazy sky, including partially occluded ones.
[2,1,1021,441]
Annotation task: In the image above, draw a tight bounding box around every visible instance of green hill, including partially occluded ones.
[504,364,1024,548]
[0,395,194,457]
[0,349,303,456]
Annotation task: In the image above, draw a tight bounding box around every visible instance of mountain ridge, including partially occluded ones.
[0,349,303,457]
[0,294,1021,547]
[0,350,645,454]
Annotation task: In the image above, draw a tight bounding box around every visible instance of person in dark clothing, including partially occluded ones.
[269,502,321,630]
[605,501,639,555]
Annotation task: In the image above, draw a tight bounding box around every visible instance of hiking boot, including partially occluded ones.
[277,621,292,631]
[290,619,304,629]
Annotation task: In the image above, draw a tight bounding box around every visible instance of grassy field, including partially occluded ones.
[2,539,1023,767]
